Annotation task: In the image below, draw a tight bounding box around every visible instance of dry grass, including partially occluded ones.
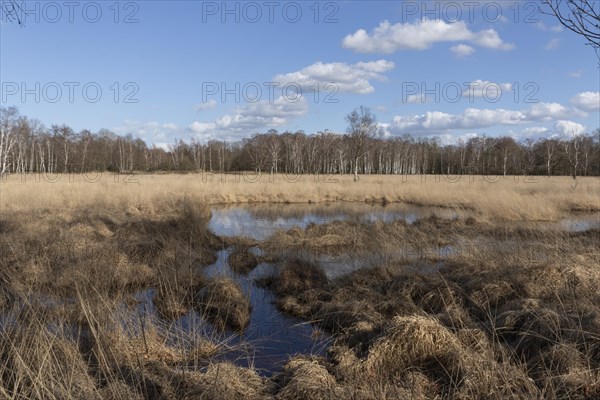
[228,246,260,275]
[194,277,252,331]
[1,173,599,399]
[274,357,340,400]
[0,197,247,399]
[260,216,600,399]
[2,173,599,220]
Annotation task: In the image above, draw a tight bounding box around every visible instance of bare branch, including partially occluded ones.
[541,0,600,62]
[1,0,25,25]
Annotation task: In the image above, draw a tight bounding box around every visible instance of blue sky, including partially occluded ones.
[1,0,598,148]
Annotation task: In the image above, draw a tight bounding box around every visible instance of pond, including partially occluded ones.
[209,203,600,240]
[208,202,469,240]
[558,214,600,232]
[134,248,331,377]
[202,248,332,374]
[199,203,599,375]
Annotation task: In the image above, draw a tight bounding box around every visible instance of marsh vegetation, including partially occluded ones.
[0,174,598,399]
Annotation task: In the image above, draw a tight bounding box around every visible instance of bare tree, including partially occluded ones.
[244,134,268,173]
[346,106,378,182]
[1,0,25,24]
[79,130,93,172]
[542,0,600,61]
[495,137,521,176]
[562,133,583,180]
[264,130,281,175]
[0,107,19,177]
[543,138,558,177]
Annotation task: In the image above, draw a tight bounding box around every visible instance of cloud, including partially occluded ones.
[387,102,580,135]
[162,123,178,130]
[342,19,514,54]
[273,60,394,94]
[113,120,180,147]
[569,70,583,78]
[406,94,430,104]
[505,126,555,141]
[450,44,475,58]
[555,120,586,137]
[527,102,572,120]
[571,91,599,112]
[404,80,513,103]
[522,126,549,136]
[545,38,560,50]
[535,22,563,32]
[389,108,526,134]
[437,132,480,145]
[189,96,308,141]
[463,80,513,99]
[194,100,217,112]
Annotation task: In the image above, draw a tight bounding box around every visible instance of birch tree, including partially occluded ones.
[0,107,19,177]
[345,106,377,182]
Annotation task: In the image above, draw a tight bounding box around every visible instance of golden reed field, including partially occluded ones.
[2,173,599,218]
[0,173,599,399]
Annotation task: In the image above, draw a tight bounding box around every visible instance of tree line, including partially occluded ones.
[1,106,599,179]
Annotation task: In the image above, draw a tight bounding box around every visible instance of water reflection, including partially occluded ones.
[558,214,600,232]
[200,204,599,374]
[209,204,600,241]
[204,249,332,375]
[209,203,467,240]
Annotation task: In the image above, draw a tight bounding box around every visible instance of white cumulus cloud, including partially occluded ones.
[387,102,582,136]
[555,120,586,137]
[112,120,180,147]
[450,44,475,58]
[273,60,394,94]
[189,96,308,141]
[194,100,217,112]
[342,19,514,54]
[571,92,599,112]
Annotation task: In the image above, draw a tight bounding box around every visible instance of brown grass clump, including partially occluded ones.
[98,381,144,400]
[153,272,206,320]
[259,216,599,398]
[315,301,383,337]
[269,260,330,297]
[0,197,260,399]
[1,174,599,398]
[363,315,463,380]
[93,323,182,367]
[0,325,99,399]
[494,299,582,360]
[115,200,222,267]
[194,277,252,331]
[274,357,340,400]
[260,259,333,321]
[228,246,260,275]
[529,343,600,399]
[181,362,269,400]
[345,315,539,398]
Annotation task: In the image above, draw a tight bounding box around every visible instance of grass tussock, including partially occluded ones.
[261,217,600,399]
[273,357,340,400]
[1,174,599,399]
[0,197,268,399]
[194,277,252,331]
[228,246,260,275]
